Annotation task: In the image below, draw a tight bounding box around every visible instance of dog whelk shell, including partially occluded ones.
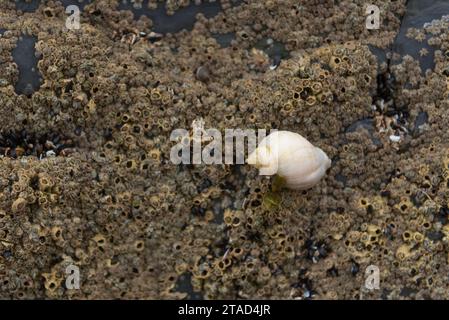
[247,131,331,190]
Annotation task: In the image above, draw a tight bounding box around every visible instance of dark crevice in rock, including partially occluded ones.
[174,272,204,300]
[392,0,449,73]
[12,35,42,96]
[60,0,93,9]
[118,0,235,34]
[15,0,41,12]
[213,32,235,48]
[0,130,76,159]
[15,0,93,12]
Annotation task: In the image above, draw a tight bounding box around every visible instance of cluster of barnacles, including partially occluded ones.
[374,108,409,147]
[114,27,163,46]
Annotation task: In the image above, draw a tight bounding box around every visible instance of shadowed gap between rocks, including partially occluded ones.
[12,35,42,96]
[118,0,228,34]
[15,0,93,12]
[0,130,76,159]
[392,0,449,72]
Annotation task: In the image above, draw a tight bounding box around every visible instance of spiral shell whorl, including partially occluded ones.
[247,131,331,190]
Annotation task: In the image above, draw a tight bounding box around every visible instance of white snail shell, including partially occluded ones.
[247,131,331,190]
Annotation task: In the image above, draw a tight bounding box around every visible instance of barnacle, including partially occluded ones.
[42,273,61,293]
[396,245,412,261]
[12,197,27,213]
[395,198,414,214]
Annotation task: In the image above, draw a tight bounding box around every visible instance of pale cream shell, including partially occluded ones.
[247,131,331,190]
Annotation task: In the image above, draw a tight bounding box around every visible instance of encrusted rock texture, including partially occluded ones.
[1,0,449,300]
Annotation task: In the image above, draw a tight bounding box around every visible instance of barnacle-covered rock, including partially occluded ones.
[3,0,449,301]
